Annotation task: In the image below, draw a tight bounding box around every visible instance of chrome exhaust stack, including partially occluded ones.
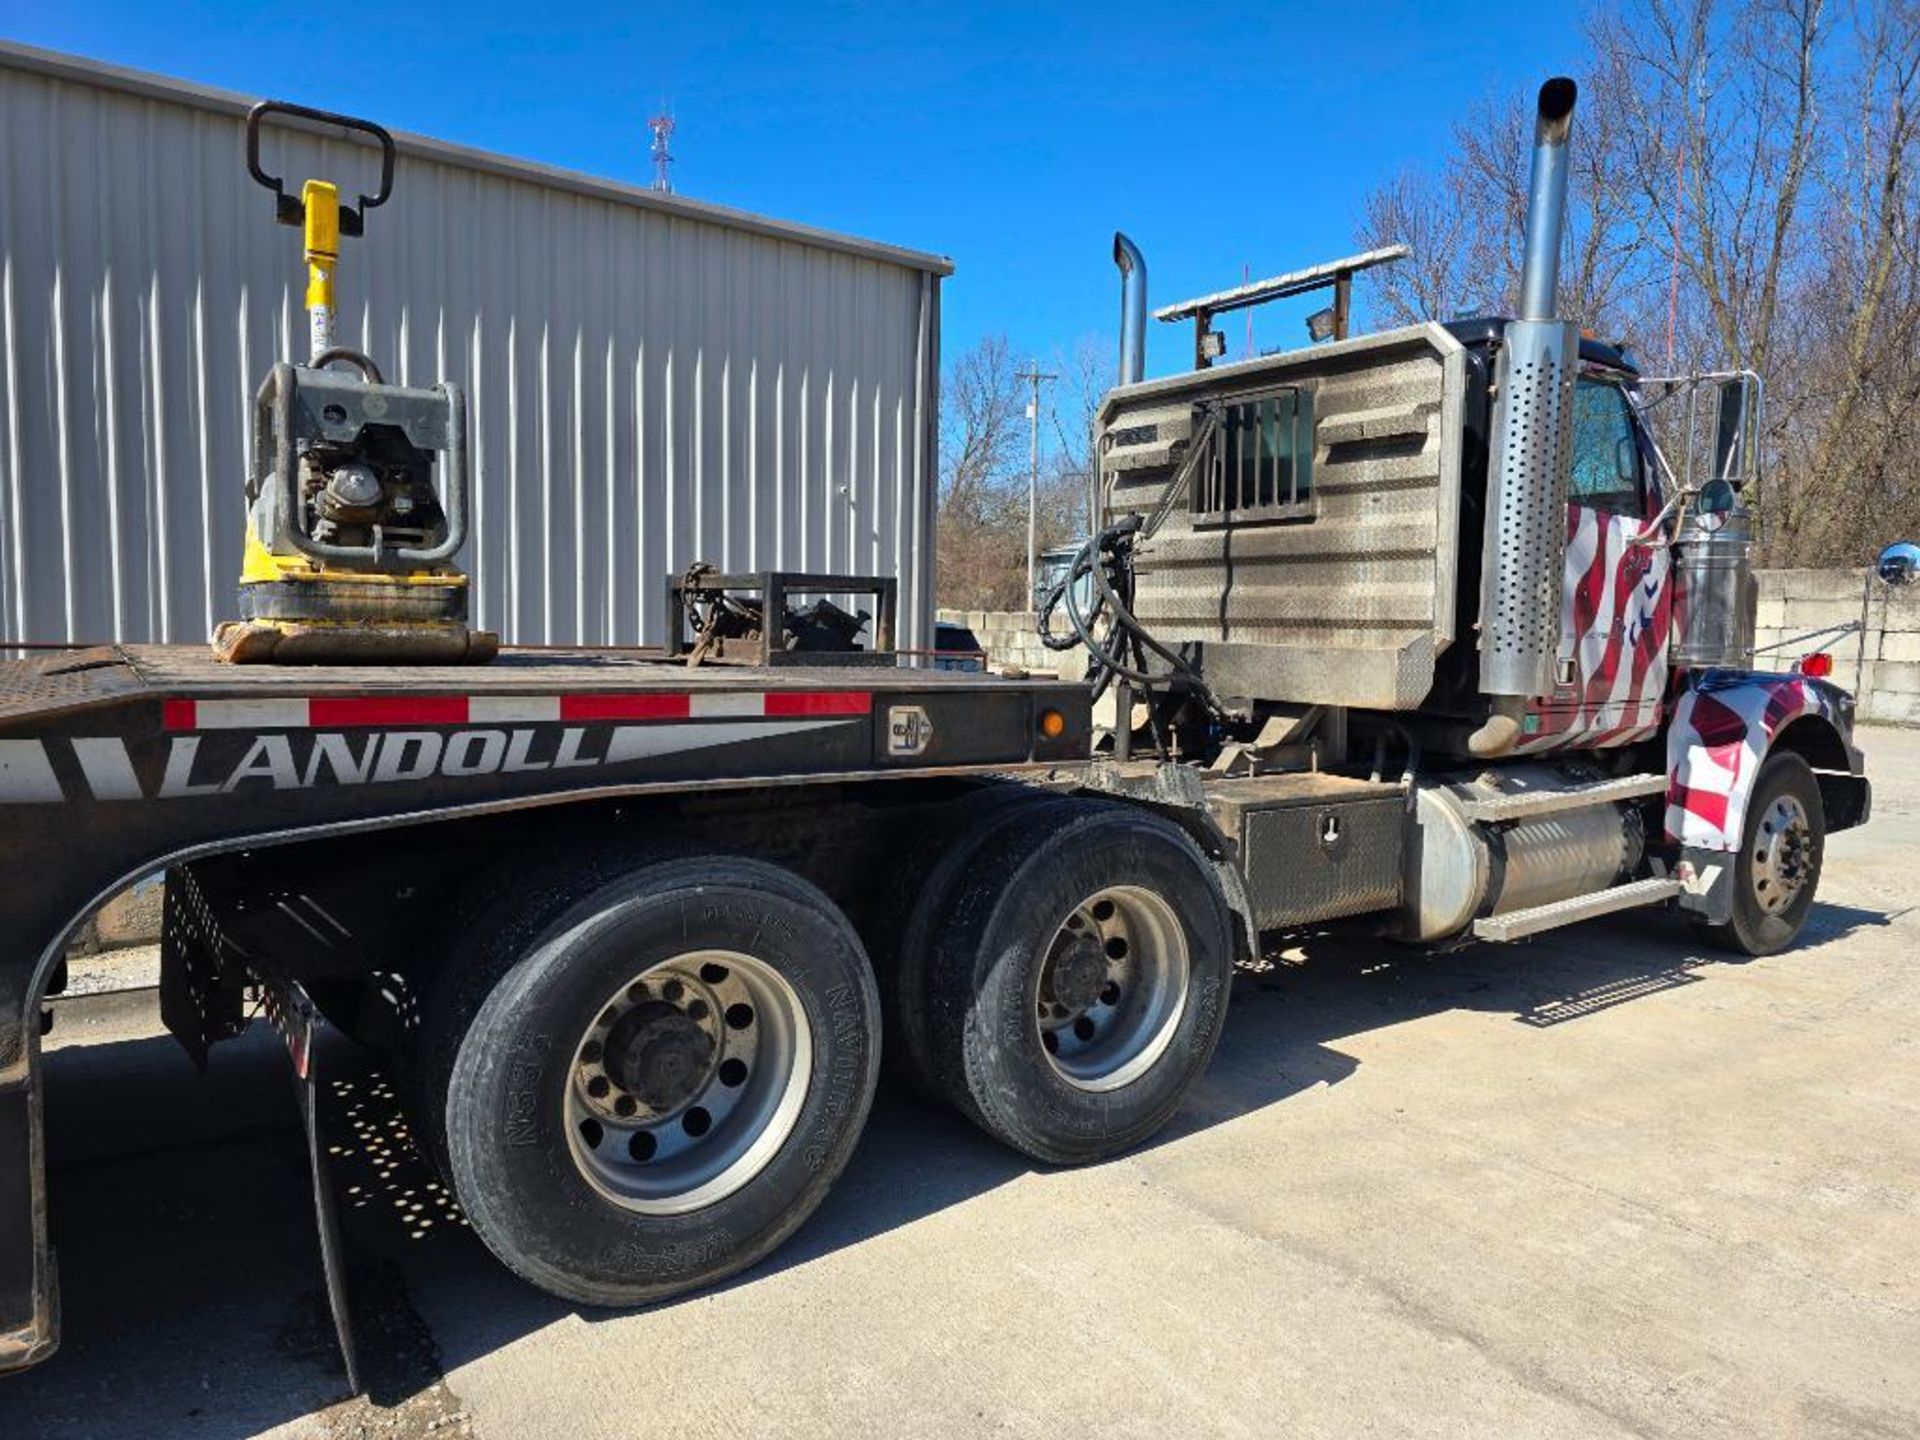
[1113,232,1147,386]
[1471,77,1580,754]
[1514,78,1577,324]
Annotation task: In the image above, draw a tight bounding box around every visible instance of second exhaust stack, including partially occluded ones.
[1114,232,1147,387]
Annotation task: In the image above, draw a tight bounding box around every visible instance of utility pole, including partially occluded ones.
[1018,361,1057,616]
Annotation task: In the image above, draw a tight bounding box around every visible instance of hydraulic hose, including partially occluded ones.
[1039,401,1229,720]
[1037,514,1225,721]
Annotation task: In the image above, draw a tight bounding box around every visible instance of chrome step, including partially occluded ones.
[1472,877,1684,942]
[1461,773,1668,824]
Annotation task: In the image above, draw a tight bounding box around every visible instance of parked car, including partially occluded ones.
[933,620,986,671]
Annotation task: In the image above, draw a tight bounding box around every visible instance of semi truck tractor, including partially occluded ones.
[0,77,1881,1382]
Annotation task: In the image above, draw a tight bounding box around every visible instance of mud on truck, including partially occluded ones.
[0,78,1879,1382]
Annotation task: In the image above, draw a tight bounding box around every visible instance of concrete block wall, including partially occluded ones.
[1751,569,1920,726]
[937,609,1086,681]
[947,569,1920,723]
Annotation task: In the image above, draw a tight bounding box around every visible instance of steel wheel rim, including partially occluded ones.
[564,949,811,1215]
[1751,794,1814,915]
[1035,884,1189,1092]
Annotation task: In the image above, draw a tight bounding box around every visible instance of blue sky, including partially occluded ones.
[6,1,1585,386]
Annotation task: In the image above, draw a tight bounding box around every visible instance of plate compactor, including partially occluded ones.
[214,101,496,665]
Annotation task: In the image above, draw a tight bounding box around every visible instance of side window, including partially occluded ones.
[1569,378,1643,514]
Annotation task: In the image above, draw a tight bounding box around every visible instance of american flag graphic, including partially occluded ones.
[1513,503,1673,754]
[1664,674,1840,850]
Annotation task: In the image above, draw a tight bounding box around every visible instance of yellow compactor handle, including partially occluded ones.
[302,180,340,360]
[244,100,397,363]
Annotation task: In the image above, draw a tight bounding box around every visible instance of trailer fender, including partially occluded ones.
[1665,671,1864,856]
[1075,760,1256,962]
[1209,853,1260,966]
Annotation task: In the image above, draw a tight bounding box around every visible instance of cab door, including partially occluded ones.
[1521,373,1673,751]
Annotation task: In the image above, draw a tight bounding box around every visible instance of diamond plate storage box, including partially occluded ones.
[1236,795,1405,930]
[1202,774,1408,931]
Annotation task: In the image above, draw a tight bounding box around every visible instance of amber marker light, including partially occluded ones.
[1038,708,1067,739]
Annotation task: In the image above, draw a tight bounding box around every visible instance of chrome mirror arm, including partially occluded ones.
[1628,485,1690,549]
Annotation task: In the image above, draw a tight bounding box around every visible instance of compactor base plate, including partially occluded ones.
[212,618,500,665]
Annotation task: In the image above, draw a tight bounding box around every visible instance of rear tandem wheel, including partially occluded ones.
[908,800,1236,1165]
[419,855,881,1306]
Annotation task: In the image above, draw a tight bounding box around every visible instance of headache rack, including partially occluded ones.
[1155,245,1410,369]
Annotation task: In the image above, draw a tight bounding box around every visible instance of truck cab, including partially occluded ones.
[1074,78,1871,962]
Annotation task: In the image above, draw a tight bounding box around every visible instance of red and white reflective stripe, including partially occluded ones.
[161,691,872,731]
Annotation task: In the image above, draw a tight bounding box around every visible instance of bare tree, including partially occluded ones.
[1792,0,1920,557]
[1588,0,1825,377]
[936,333,1116,612]
[1353,0,1920,568]
[1361,167,1483,324]
[939,335,1025,528]
[1360,77,1652,335]
[1044,334,1114,536]
[937,336,1039,611]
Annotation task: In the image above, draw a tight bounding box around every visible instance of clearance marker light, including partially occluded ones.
[1797,653,1834,679]
[1038,708,1067,739]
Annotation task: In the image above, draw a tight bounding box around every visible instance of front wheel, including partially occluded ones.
[1690,751,1826,956]
[429,856,880,1306]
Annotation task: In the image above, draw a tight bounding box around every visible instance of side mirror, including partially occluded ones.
[1712,375,1759,486]
[1878,541,1920,587]
[1631,473,1740,550]
[1696,477,1737,515]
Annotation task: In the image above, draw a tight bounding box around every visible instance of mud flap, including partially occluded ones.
[261,978,361,1395]
[158,866,251,1072]
[1673,845,1736,925]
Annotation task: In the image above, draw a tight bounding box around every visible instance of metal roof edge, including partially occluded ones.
[0,38,956,278]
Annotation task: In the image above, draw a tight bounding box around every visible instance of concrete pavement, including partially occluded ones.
[3,727,1916,1438]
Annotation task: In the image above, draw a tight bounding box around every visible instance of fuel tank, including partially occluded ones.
[1397,763,1645,943]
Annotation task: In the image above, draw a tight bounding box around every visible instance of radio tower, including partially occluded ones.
[647,107,676,194]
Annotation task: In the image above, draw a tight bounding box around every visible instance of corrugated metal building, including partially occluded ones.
[0,42,949,651]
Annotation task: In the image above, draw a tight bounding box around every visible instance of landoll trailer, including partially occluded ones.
[0,77,1882,1379]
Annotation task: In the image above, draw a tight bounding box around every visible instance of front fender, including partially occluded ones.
[1665,670,1862,852]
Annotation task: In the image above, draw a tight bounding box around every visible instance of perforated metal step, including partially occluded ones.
[1461,773,1668,824]
[1472,877,1683,942]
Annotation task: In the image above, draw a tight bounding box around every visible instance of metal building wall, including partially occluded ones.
[0,43,947,652]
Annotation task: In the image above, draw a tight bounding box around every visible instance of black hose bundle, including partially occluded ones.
[1038,401,1228,727]
[1036,514,1224,721]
